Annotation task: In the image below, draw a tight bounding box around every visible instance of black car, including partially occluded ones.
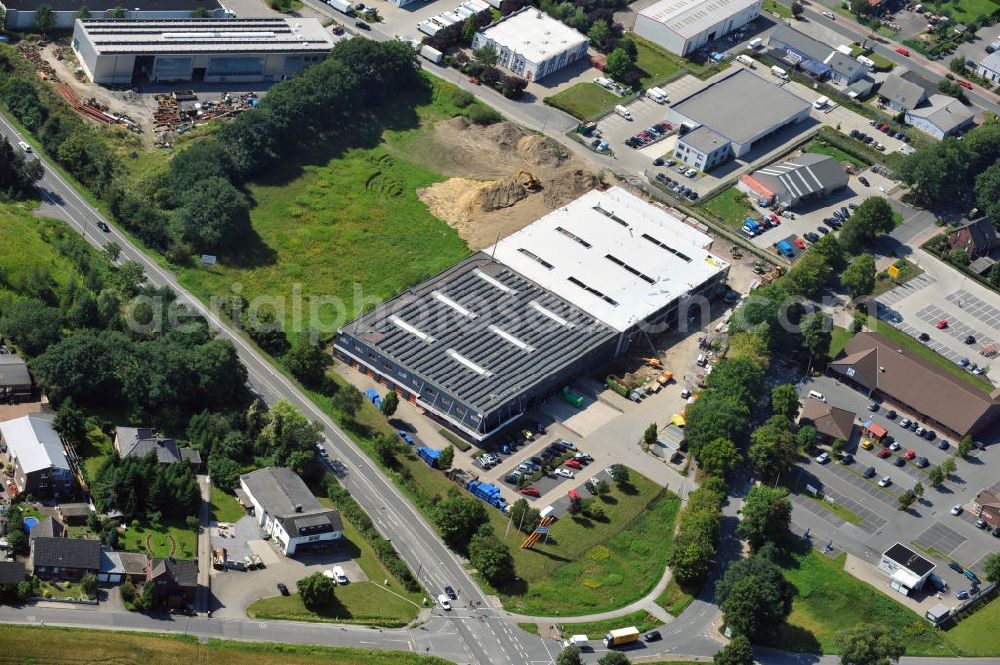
[924,430,936,441]
[444,586,457,600]
[840,206,850,218]
[863,466,877,478]
[883,435,895,445]
[965,335,976,344]
[277,583,290,596]
[993,527,1000,538]
[886,409,897,420]
[655,172,667,182]
[643,631,662,642]
[948,561,964,574]
[893,456,905,467]
[355,19,370,29]
[840,453,854,465]
[818,226,829,234]
[97,221,111,232]
[653,157,665,166]
[918,332,930,342]
[850,129,860,138]
[917,456,929,468]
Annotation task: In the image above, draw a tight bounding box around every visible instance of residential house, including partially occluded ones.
[29,537,101,580]
[0,355,32,403]
[947,217,999,260]
[113,426,200,467]
[798,400,856,443]
[29,516,65,541]
[99,551,149,585]
[0,415,75,498]
[972,489,1000,529]
[240,467,343,556]
[878,69,930,112]
[146,557,198,609]
[768,24,865,85]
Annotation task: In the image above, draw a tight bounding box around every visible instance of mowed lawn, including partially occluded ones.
[633,35,684,87]
[922,0,999,23]
[0,206,78,308]
[177,77,471,334]
[806,137,868,168]
[0,625,450,665]
[555,608,662,636]
[545,82,622,120]
[211,486,246,524]
[120,519,197,559]
[944,595,1000,656]
[703,187,756,229]
[773,551,956,656]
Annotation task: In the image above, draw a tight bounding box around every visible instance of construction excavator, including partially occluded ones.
[516,170,542,192]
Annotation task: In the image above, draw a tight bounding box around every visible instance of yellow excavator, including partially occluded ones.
[516,170,542,192]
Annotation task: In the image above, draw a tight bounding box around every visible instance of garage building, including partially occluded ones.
[240,467,343,556]
[632,0,761,56]
[669,68,811,171]
[0,354,32,403]
[1,0,226,31]
[336,187,730,441]
[737,153,848,208]
[471,8,589,81]
[879,542,935,593]
[72,17,335,85]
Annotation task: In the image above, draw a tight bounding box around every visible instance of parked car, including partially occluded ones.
[888,441,900,451]
[878,475,892,487]
[858,176,870,186]
[903,449,916,460]
[895,46,910,56]
[939,440,950,450]
[354,19,370,29]
[958,80,973,89]
[949,561,964,573]
[937,319,949,329]
[555,468,575,479]
[643,631,662,642]
[965,335,976,344]
[277,583,290,596]
[868,401,879,412]
[924,430,936,441]
[886,409,897,420]
[816,452,830,464]
[876,448,891,458]
[917,456,929,468]
[977,518,989,529]
[951,505,963,516]
[863,466,877,478]
[520,487,540,497]
[564,459,583,469]
[556,439,578,451]
[794,237,806,249]
[956,589,970,600]
[918,332,930,341]
[966,570,981,585]
[894,457,905,467]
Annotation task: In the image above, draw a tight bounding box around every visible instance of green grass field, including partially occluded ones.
[703,187,756,229]
[120,519,197,559]
[0,205,80,309]
[873,259,923,297]
[555,609,662,637]
[211,486,246,523]
[944,595,1000,655]
[763,0,792,17]
[656,578,696,616]
[805,137,868,168]
[865,316,993,391]
[247,581,420,628]
[774,551,955,655]
[633,35,684,87]
[0,625,449,665]
[545,82,623,120]
[175,77,471,334]
[828,325,853,360]
[921,0,1000,24]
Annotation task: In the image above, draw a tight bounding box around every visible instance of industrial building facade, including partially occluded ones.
[71,18,335,85]
[336,188,729,441]
[632,0,761,56]
[737,153,848,208]
[471,8,589,81]
[1,0,226,31]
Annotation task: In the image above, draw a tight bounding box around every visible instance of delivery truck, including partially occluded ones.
[420,45,443,64]
[327,0,354,14]
[604,626,640,648]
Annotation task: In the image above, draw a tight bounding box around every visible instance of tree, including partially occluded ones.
[380,391,399,417]
[838,624,906,665]
[800,312,832,364]
[192,6,210,17]
[958,436,973,458]
[736,485,792,550]
[597,653,630,665]
[331,385,363,418]
[34,4,55,32]
[610,465,630,488]
[897,489,916,510]
[473,45,498,66]
[685,395,750,459]
[839,197,895,252]
[832,438,847,455]
[698,437,742,476]
[135,582,155,610]
[982,552,1000,582]
[80,573,98,599]
[462,14,477,43]
[0,298,63,355]
[842,254,877,300]
[795,425,817,452]
[991,262,1000,288]
[434,494,489,551]
[106,6,126,17]
[714,635,755,665]
[0,137,43,199]
[643,422,658,447]
[469,530,514,585]
[76,6,91,18]
[53,398,87,444]
[975,162,1000,224]
[949,55,968,75]
[770,384,800,420]
[913,481,924,499]
[791,0,803,16]
[283,333,331,387]
[928,465,945,486]
[849,0,867,14]
[604,48,632,82]
[170,176,250,253]
[947,248,971,267]
[748,416,797,477]
[437,445,454,470]
[508,498,541,533]
[715,548,795,640]
[942,457,957,476]
[372,434,397,466]
[557,646,583,665]
[587,19,611,49]
[594,479,610,496]
[297,572,336,609]
[362,7,381,22]
[937,78,969,103]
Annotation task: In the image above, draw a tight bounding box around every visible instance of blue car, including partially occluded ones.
[956,589,969,600]
[938,440,950,450]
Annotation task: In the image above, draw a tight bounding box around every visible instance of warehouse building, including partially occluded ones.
[471,8,589,82]
[336,187,729,441]
[976,51,1000,84]
[668,69,811,171]
[768,24,865,85]
[1,0,226,31]
[904,94,975,140]
[632,0,761,56]
[72,17,335,85]
[737,154,848,208]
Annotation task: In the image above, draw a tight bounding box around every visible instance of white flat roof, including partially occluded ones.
[490,187,729,332]
[639,0,760,38]
[479,9,588,63]
[0,415,70,475]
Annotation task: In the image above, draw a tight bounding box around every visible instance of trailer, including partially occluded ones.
[561,386,584,408]
[417,446,442,468]
[420,45,444,64]
[466,479,507,510]
[327,0,355,14]
[417,19,442,36]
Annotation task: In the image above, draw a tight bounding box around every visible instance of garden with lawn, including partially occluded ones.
[545,82,624,120]
[120,519,197,559]
[211,486,246,524]
[805,137,869,168]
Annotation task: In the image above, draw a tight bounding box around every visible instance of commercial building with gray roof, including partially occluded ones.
[737,153,848,208]
[72,17,335,85]
[1,0,225,30]
[668,68,811,171]
[240,467,343,556]
[632,0,762,56]
[905,94,975,140]
[768,24,865,85]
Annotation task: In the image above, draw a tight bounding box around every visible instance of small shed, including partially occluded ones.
[57,503,91,525]
[862,418,887,440]
[652,424,685,463]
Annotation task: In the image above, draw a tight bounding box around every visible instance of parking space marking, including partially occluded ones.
[791,493,846,528]
[913,522,967,555]
[819,462,902,509]
[875,273,936,307]
[817,485,887,532]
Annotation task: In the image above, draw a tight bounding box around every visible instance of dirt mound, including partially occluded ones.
[418,177,528,226]
[481,178,528,211]
[483,121,528,151]
[516,134,565,167]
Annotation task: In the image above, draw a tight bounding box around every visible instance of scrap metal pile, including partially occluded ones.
[17,41,58,81]
[56,84,141,132]
[153,90,258,138]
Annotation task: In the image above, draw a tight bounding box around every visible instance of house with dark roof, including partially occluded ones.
[0,560,27,586]
[29,516,65,541]
[972,489,1000,529]
[738,153,848,208]
[146,557,198,609]
[798,399,856,443]
[240,467,343,556]
[947,217,999,260]
[879,542,934,592]
[878,69,931,112]
[0,355,32,403]
[113,427,200,467]
[768,24,865,85]
[829,332,1000,437]
[29,537,101,580]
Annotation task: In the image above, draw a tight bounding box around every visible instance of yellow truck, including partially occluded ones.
[604,626,640,648]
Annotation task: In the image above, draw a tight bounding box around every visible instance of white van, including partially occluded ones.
[646,87,667,104]
[17,140,30,152]
[331,565,348,584]
[770,65,789,80]
[736,54,755,68]
[614,104,633,120]
[808,390,826,402]
[856,55,875,70]
[747,37,763,50]
[813,95,829,109]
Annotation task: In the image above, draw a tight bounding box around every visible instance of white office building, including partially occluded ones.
[632,0,762,56]
[471,8,589,82]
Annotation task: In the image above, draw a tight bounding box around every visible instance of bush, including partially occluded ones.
[450,88,475,108]
[466,104,502,125]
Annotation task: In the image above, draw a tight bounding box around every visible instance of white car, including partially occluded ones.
[889,442,900,451]
[684,168,697,178]
[437,594,452,610]
[951,505,963,516]
[878,476,892,487]
[555,468,575,479]
[331,565,348,584]
[821,10,834,18]
[815,452,830,464]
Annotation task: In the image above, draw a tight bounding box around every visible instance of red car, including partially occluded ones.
[937,319,949,329]
[958,80,973,90]
[794,237,806,249]
[565,459,583,469]
[895,47,910,56]
[879,124,890,133]
[876,448,892,458]
[520,487,540,496]
[904,450,916,460]
[769,213,780,225]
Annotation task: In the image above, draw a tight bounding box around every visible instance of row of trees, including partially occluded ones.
[664,476,727,586]
[91,453,201,522]
[431,491,513,586]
